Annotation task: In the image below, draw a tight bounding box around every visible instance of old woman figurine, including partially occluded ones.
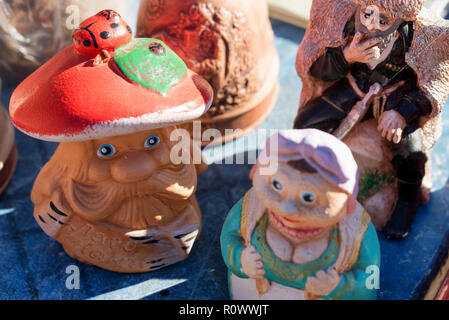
[221,129,381,299]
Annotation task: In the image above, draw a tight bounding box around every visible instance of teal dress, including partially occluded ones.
[220,196,381,300]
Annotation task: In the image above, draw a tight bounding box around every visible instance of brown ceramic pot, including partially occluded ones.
[137,0,280,144]
[0,97,17,195]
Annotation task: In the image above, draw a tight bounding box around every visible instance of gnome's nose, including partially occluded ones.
[111,151,158,183]
[278,199,301,216]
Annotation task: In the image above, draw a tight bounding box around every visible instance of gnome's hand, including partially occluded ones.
[343,33,382,64]
[241,246,266,279]
[33,192,73,238]
[377,110,406,144]
[306,269,341,297]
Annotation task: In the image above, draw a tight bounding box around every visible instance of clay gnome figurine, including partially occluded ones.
[0,98,17,195]
[294,0,449,239]
[221,129,380,300]
[137,0,280,143]
[9,11,213,273]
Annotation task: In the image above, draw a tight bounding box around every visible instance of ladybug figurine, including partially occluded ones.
[73,10,133,57]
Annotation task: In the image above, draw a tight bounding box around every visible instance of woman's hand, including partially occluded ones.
[241,246,266,279]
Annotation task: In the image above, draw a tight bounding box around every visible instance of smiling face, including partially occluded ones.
[253,160,351,239]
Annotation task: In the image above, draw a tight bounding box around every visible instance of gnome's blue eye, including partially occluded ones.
[301,192,316,204]
[272,178,283,191]
[145,135,160,148]
[98,144,116,158]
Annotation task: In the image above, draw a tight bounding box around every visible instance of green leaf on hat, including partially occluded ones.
[114,38,187,96]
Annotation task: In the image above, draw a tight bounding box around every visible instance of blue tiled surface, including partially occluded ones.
[1,18,449,300]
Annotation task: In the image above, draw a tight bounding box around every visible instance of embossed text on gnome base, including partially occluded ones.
[169,121,280,175]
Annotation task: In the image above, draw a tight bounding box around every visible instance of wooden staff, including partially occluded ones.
[333,83,382,140]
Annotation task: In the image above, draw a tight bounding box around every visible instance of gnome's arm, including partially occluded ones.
[31,167,74,238]
[309,47,350,82]
[220,197,249,279]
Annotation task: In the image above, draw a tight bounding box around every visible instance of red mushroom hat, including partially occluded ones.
[9,10,213,142]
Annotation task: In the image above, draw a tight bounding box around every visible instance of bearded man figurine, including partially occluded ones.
[294,0,449,239]
[9,11,213,273]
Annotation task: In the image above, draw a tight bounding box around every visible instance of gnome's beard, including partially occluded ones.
[355,8,403,55]
[67,164,197,228]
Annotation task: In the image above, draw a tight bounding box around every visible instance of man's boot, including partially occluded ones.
[383,153,426,240]
[383,179,422,239]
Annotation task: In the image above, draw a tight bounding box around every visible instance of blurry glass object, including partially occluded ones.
[0,0,138,84]
[267,0,313,28]
[425,0,449,18]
